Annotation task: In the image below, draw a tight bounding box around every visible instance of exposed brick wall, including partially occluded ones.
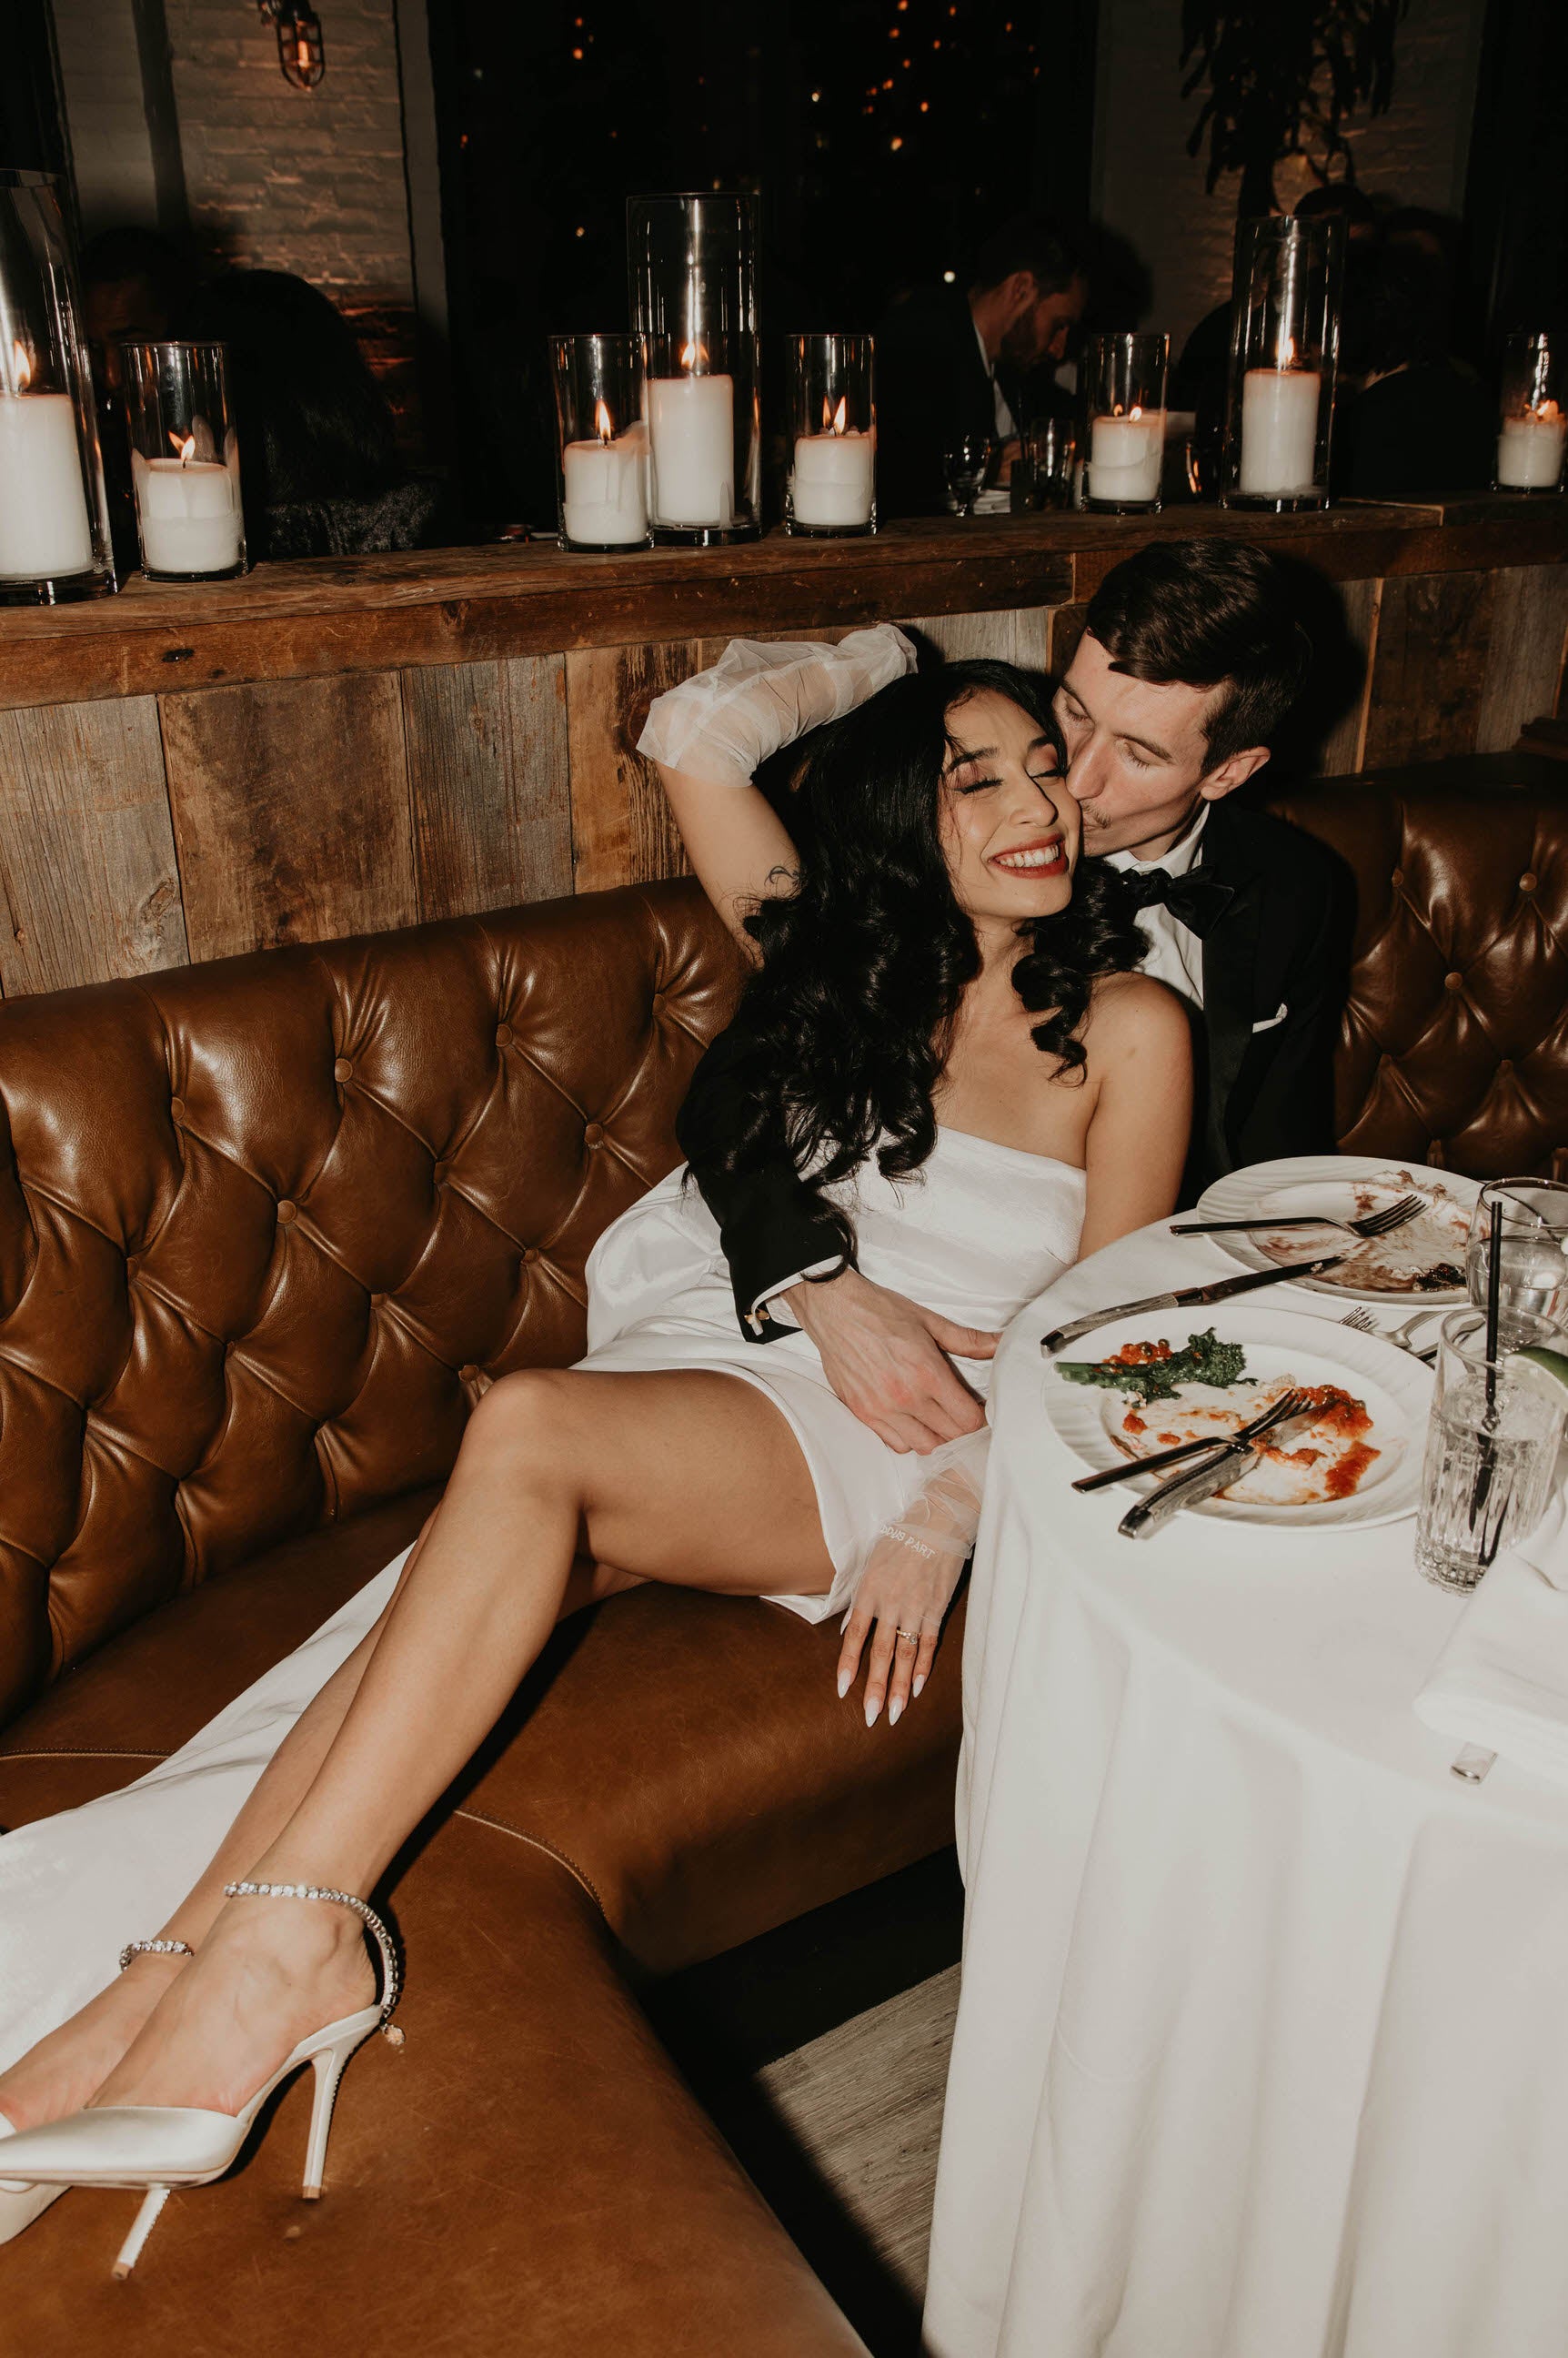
[164,0,413,308]
[1096,0,1489,355]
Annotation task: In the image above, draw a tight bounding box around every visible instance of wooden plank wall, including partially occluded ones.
[0,569,1564,1000]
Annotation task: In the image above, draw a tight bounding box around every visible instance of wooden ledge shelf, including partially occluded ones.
[1,498,1563,712]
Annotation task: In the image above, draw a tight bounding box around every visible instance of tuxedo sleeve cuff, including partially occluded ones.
[744,1256,844,1337]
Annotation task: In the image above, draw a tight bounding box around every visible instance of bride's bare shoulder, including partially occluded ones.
[1082,969,1192,1058]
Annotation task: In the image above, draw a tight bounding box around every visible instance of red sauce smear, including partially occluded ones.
[1323,1440,1379,1499]
[1107,1339,1173,1367]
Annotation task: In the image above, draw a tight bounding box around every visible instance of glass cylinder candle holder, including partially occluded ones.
[0,172,114,603]
[786,334,876,536]
[122,343,246,579]
[1494,333,1565,495]
[1083,332,1168,513]
[550,334,650,551]
[628,192,760,544]
[1221,216,1342,512]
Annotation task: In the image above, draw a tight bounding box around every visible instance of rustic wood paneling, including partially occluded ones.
[1047,602,1091,677]
[566,640,715,893]
[1360,569,1497,769]
[1313,575,1382,777]
[905,608,1052,668]
[160,673,417,962]
[1473,566,1568,753]
[403,655,571,922]
[0,697,187,995]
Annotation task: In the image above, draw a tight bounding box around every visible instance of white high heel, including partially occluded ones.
[0,1884,403,2278]
[0,1935,195,2247]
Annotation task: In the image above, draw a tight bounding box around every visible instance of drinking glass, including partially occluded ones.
[1011,419,1076,511]
[1465,1179,1568,1339]
[1413,1308,1565,1591]
[943,436,990,517]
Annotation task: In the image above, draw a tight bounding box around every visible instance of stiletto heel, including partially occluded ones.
[0,1934,195,2248]
[0,1883,403,2276]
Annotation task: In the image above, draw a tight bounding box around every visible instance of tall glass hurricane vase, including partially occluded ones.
[628,193,761,545]
[1221,216,1342,514]
[0,172,114,602]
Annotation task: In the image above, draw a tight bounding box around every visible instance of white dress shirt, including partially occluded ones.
[1105,803,1210,1009]
[972,317,1015,439]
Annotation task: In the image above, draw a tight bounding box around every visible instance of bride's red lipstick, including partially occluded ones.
[987,834,1067,876]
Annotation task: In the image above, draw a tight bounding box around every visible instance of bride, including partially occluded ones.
[0,626,1191,2269]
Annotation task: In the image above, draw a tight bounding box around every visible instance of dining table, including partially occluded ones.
[921,1204,1568,2358]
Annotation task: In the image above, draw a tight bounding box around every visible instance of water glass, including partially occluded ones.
[1465,1179,1568,1339]
[1413,1308,1565,1591]
[1011,419,1076,512]
[943,436,990,518]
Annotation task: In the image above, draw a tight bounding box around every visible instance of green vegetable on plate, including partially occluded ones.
[1057,1327,1252,1405]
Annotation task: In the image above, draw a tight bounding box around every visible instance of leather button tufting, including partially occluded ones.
[333,1057,353,1083]
[370,1291,387,1307]
[1521,872,1538,893]
[651,993,666,1013]
[168,1096,185,1123]
[584,1123,604,1147]
[496,1023,513,1047]
[433,1161,448,1184]
[459,1363,479,1384]
[126,1255,140,1279]
[276,1199,297,1225]
[1444,972,1463,993]
[1390,867,1404,889]
[523,1246,540,1265]
[1498,1058,1514,1076]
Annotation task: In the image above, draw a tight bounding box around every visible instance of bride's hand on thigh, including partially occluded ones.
[836,1536,966,1730]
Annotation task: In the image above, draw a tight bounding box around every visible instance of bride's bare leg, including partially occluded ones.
[89,1368,829,2117]
[0,1513,628,2135]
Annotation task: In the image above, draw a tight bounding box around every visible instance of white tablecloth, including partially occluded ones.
[922,1219,1568,2358]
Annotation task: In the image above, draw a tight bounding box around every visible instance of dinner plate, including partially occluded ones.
[1040,1303,1432,1529]
[1190,1154,1479,1303]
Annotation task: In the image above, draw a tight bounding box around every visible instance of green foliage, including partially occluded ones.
[1180,1,1411,216]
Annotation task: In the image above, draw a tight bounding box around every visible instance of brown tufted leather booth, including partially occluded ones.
[1,758,1565,2354]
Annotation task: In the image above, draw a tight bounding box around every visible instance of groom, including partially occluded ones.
[682,537,1345,1454]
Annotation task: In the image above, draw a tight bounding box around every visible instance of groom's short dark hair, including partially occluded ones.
[1084,539,1312,770]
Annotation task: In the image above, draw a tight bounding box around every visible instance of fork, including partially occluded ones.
[1341,1305,1442,1360]
[1171,1192,1425,1242]
[1071,1386,1312,1494]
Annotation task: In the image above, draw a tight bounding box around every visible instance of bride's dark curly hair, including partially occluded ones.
[676,658,1146,1257]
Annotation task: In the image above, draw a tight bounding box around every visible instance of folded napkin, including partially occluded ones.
[1414,1484,1568,1784]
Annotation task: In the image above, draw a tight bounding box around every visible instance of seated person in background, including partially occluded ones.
[875,215,1089,515]
[1334,239,1494,497]
[0,633,1191,2244]
[177,270,458,559]
[689,538,1342,1459]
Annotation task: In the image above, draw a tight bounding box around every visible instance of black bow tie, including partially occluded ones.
[1119,865,1235,940]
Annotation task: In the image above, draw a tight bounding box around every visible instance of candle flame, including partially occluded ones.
[11,343,29,393]
[679,340,708,372]
[1281,335,1297,370]
[822,394,832,430]
[832,396,848,435]
[1532,398,1563,425]
[169,431,196,463]
[594,398,614,443]
[1129,404,1142,420]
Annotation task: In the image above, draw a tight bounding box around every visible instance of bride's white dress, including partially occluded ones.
[0,1131,1084,2081]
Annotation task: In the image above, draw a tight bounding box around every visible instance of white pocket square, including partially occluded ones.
[1251,1002,1289,1035]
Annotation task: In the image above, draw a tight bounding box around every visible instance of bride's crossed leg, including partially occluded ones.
[0,1366,833,2135]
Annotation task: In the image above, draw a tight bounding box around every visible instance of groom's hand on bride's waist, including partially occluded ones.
[779,1269,999,1454]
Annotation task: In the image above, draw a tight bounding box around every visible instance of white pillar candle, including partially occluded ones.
[648,371,733,528]
[1087,410,1164,504]
[790,424,875,528]
[132,447,244,575]
[1239,368,1322,496]
[0,392,95,580]
[1496,408,1566,489]
[562,416,648,545]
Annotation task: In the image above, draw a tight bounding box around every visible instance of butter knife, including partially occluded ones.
[1119,1439,1260,1538]
[1040,1256,1343,1355]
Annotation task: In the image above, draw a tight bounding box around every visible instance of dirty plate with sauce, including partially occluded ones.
[1191,1154,1479,1303]
[1040,1304,1432,1529]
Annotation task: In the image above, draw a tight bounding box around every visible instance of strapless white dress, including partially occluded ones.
[0,1130,1083,2083]
[580,1128,1086,1618]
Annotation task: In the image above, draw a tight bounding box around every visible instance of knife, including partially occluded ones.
[1040,1255,1343,1355]
[1118,1440,1260,1538]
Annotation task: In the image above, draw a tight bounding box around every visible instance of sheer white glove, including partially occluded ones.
[636,625,917,790]
[837,1425,990,1727]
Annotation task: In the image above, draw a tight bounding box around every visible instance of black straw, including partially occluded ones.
[1483,1196,1503,1420]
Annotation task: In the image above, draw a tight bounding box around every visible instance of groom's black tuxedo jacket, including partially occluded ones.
[680,801,1346,1338]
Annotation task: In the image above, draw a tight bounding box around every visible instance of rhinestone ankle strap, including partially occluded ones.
[118,1937,194,1973]
[223,1880,404,2040]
